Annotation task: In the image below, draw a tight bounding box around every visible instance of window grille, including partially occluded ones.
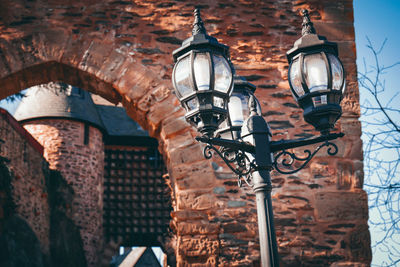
[103,146,171,246]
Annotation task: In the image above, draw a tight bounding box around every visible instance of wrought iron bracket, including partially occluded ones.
[195,136,255,153]
[195,132,344,181]
[202,143,254,178]
[269,132,344,152]
[273,140,339,174]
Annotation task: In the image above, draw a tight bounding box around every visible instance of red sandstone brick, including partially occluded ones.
[61,36,94,68]
[115,65,157,101]
[338,41,357,62]
[23,119,104,266]
[0,114,50,254]
[0,40,24,73]
[168,143,204,166]
[0,74,22,100]
[97,50,132,84]
[78,41,114,76]
[32,30,69,62]
[171,210,208,222]
[177,190,217,211]
[177,221,220,235]
[150,83,171,102]
[315,191,368,221]
[313,21,355,42]
[147,94,181,127]
[322,7,354,23]
[174,167,216,191]
[160,112,189,139]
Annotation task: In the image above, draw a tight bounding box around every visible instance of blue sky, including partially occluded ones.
[354,0,400,102]
[354,0,400,265]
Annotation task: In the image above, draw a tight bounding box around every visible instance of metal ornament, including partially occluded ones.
[192,9,206,35]
[198,126,344,178]
[301,9,316,35]
[273,141,338,174]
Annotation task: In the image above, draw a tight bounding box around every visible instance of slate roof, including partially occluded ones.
[14,82,105,131]
[13,83,149,138]
[95,104,148,137]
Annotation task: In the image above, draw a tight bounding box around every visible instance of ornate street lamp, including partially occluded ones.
[287,9,345,134]
[171,9,345,267]
[172,9,234,137]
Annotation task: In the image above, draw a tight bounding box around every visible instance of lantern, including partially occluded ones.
[216,76,261,140]
[172,9,234,136]
[287,10,345,133]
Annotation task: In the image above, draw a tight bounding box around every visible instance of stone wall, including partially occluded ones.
[23,119,104,266]
[0,0,370,266]
[0,108,50,256]
[0,108,88,267]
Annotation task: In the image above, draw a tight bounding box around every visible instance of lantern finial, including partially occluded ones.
[192,9,207,35]
[301,9,316,36]
[249,95,258,116]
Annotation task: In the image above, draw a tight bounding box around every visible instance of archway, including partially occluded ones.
[0,33,215,265]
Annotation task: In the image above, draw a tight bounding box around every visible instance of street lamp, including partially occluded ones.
[171,9,345,267]
[172,9,234,137]
[215,75,261,141]
[287,9,346,134]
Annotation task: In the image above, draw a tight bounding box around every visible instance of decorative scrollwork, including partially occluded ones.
[273,141,338,174]
[237,173,254,188]
[203,144,255,183]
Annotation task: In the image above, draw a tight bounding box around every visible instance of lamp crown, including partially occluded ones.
[301,9,316,36]
[249,95,258,116]
[192,8,206,35]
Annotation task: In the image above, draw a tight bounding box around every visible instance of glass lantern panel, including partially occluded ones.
[303,53,328,92]
[289,58,305,97]
[312,95,327,107]
[342,80,346,93]
[174,56,193,98]
[193,53,211,91]
[219,129,234,140]
[228,95,245,126]
[213,54,232,93]
[219,119,228,130]
[186,98,199,110]
[214,96,225,109]
[328,54,344,90]
[217,118,236,140]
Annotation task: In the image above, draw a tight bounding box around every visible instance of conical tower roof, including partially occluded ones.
[14,82,105,131]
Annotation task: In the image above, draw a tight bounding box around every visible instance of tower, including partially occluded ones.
[14,82,105,266]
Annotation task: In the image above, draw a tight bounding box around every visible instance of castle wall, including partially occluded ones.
[23,119,104,266]
[0,0,370,266]
[0,108,50,255]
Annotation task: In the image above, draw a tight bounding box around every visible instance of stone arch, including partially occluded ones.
[0,27,210,175]
[0,26,219,266]
[0,1,372,266]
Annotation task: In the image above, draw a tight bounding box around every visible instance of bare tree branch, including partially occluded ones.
[360,38,400,266]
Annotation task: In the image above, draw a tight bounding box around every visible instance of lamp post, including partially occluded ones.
[172,9,345,267]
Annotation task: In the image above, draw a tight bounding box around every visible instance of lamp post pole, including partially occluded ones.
[253,170,278,267]
[241,100,279,266]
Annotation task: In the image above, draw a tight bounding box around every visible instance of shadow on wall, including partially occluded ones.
[0,157,87,267]
[46,169,87,267]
